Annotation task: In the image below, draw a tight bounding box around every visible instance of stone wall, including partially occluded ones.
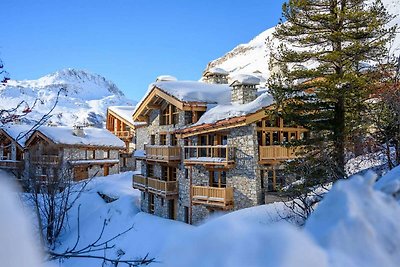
[231,85,257,104]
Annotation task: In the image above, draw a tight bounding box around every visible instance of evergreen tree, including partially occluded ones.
[269,0,396,179]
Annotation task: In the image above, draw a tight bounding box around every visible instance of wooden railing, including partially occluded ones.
[192,186,234,209]
[184,145,235,166]
[0,160,23,169]
[259,146,298,162]
[145,145,181,162]
[132,175,178,196]
[132,174,147,190]
[114,131,133,139]
[147,177,177,195]
[31,155,60,164]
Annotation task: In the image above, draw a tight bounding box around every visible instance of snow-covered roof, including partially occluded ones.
[156,75,178,82]
[204,67,229,76]
[192,91,275,127]
[153,80,231,104]
[108,106,144,127]
[229,74,261,86]
[33,126,125,148]
[1,124,34,148]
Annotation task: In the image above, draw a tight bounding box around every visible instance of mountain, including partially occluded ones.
[0,69,134,127]
[206,0,400,82]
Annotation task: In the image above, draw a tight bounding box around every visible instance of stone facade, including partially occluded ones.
[231,84,257,104]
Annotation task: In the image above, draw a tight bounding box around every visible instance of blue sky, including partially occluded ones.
[2,0,286,101]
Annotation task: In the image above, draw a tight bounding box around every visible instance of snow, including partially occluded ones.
[192,91,275,126]
[0,68,134,127]
[0,171,43,267]
[205,67,229,75]
[133,149,146,158]
[0,124,34,147]
[151,80,231,104]
[69,159,120,165]
[36,125,125,148]
[186,157,227,162]
[18,167,400,267]
[229,73,261,85]
[108,105,144,127]
[374,165,400,197]
[155,75,178,82]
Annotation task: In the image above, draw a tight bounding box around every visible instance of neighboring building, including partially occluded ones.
[0,125,32,179]
[24,125,125,183]
[132,69,307,224]
[106,106,144,171]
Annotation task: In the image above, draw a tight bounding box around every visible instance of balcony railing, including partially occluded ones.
[31,155,60,165]
[259,146,298,163]
[184,145,235,167]
[132,174,178,197]
[145,145,181,162]
[147,177,177,196]
[192,186,234,210]
[0,160,23,169]
[132,174,147,191]
[114,131,133,139]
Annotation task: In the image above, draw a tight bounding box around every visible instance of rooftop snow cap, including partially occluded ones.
[229,74,260,104]
[156,75,178,82]
[73,125,85,137]
[202,67,229,84]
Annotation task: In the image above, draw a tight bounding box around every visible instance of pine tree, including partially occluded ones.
[269,0,396,179]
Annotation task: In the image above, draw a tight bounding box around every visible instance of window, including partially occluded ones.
[184,206,189,223]
[185,168,189,179]
[149,193,155,214]
[170,134,178,146]
[150,135,155,145]
[103,150,110,159]
[160,134,167,145]
[147,164,154,177]
[162,166,177,181]
[210,170,227,188]
[86,149,95,159]
[160,104,180,125]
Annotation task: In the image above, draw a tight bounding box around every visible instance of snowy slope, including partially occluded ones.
[206,0,400,82]
[0,69,134,127]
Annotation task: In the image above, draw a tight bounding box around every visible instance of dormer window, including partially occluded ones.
[160,104,179,125]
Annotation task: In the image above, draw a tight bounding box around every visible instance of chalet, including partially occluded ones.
[0,124,32,179]
[106,106,144,171]
[132,69,307,224]
[24,125,125,183]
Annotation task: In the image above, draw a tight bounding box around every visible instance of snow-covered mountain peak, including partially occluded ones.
[1,69,134,127]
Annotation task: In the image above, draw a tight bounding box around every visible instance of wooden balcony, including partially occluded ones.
[31,155,60,165]
[184,145,235,168]
[114,130,133,140]
[145,145,181,163]
[147,177,178,197]
[259,145,298,164]
[132,174,178,197]
[192,186,234,210]
[0,160,23,169]
[132,174,147,191]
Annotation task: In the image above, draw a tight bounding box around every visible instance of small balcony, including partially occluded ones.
[31,155,60,165]
[184,145,235,168]
[114,130,133,140]
[145,145,181,163]
[192,186,234,210]
[132,174,147,191]
[132,174,178,197]
[258,146,298,164]
[0,159,23,169]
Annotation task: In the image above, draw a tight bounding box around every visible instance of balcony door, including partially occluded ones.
[210,170,227,188]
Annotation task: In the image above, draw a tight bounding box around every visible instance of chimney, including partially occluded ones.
[202,67,229,84]
[73,125,85,137]
[229,74,260,104]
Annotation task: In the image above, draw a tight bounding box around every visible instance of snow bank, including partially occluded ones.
[0,171,43,267]
[108,105,138,126]
[306,172,400,267]
[374,165,400,197]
